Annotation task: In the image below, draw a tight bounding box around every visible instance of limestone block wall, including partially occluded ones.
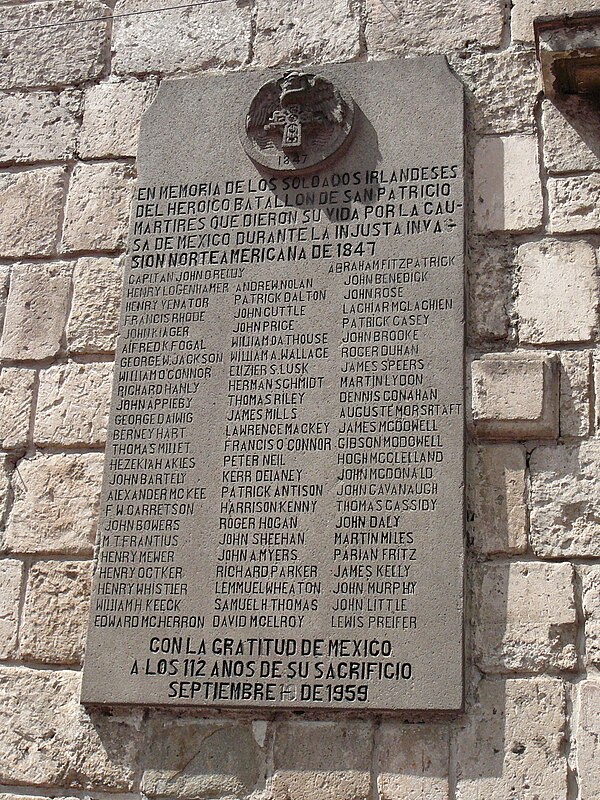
[0,0,599,798]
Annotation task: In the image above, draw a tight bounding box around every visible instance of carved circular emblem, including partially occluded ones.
[242,71,355,174]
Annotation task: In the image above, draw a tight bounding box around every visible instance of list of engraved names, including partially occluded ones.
[86,161,463,709]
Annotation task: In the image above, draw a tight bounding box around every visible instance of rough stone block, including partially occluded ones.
[255,0,360,66]
[113,0,250,76]
[474,135,542,232]
[271,721,372,800]
[473,561,577,672]
[467,237,512,343]
[516,239,598,345]
[141,718,264,797]
[577,680,600,800]
[512,0,600,43]
[2,453,104,555]
[0,559,22,658]
[0,261,72,360]
[366,0,503,55]
[580,567,600,667]
[20,560,91,665]
[0,90,80,165]
[35,362,112,446]
[78,79,158,158]
[530,441,600,557]
[0,668,139,788]
[448,48,540,134]
[470,353,559,439]
[67,256,122,353]
[456,678,567,799]
[61,162,135,252]
[560,351,591,438]
[542,96,600,174]
[377,723,449,800]
[467,443,527,555]
[0,1,110,89]
[0,368,34,449]
[549,175,600,233]
[0,167,65,258]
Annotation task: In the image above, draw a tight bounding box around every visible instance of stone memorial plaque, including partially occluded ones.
[82,57,464,711]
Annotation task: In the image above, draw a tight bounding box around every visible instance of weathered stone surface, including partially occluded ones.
[0,167,64,258]
[0,795,55,800]
[448,48,540,134]
[549,175,600,233]
[35,362,112,446]
[0,457,10,525]
[474,562,577,672]
[595,354,600,433]
[471,353,559,439]
[474,136,542,232]
[0,261,72,360]
[112,0,251,76]
[560,351,591,438]
[456,678,567,799]
[0,90,81,165]
[255,0,360,66]
[0,559,22,658]
[67,257,122,354]
[20,560,92,665]
[61,163,135,252]
[581,567,600,667]
[0,264,8,339]
[0,668,139,788]
[2,453,103,555]
[0,16,590,800]
[530,441,600,557]
[512,0,600,42]
[271,721,372,800]
[366,0,503,55]
[516,239,598,345]
[78,79,158,158]
[467,237,512,343]
[542,96,600,174]
[577,680,600,800]
[141,719,263,798]
[467,443,527,555]
[0,1,109,89]
[377,723,449,800]
[0,368,34,449]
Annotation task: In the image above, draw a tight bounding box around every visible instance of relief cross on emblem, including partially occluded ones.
[242,70,356,174]
[264,72,328,150]
[265,104,314,149]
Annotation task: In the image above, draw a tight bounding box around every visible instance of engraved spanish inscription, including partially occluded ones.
[82,58,465,711]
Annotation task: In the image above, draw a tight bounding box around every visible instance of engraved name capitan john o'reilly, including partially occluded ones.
[242,71,355,173]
